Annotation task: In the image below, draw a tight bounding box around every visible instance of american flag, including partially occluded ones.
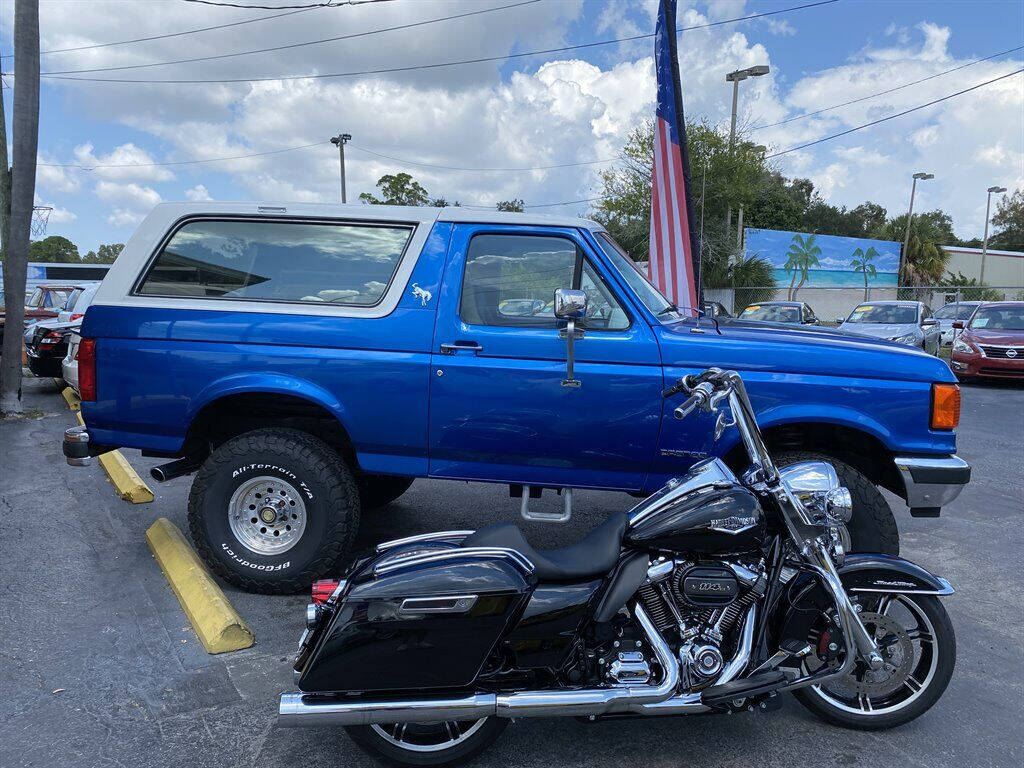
[648,0,701,311]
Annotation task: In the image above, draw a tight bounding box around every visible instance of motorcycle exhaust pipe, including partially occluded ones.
[150,452,206,483]
[278,604,679,727]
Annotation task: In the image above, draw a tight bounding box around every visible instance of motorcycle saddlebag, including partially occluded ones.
[296,541,534,693]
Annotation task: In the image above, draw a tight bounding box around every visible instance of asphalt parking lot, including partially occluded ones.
[1,378,1022,768]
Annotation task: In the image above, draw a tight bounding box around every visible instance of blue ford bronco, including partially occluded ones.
[63,202,970,593]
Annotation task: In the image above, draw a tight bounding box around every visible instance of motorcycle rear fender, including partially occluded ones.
[776,553,952,648]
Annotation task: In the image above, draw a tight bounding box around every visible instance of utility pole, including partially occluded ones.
[980,185,1006,284]
[1,0,40,416]
[724,65,769,243]
[900,171,934,283]
[330,133,352,203]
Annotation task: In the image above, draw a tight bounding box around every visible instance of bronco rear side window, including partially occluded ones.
[136,218,413,307]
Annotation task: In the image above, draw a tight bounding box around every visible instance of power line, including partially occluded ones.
[766,68,1024,159]
[33,0,840,84]
[348,144,620,172]
[38,140,330,169]
[2,8,317,60]
[181,0,394,8]
[752,44,1024,131]
[38,1,540,75]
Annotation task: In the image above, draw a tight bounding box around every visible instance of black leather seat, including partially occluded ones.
[461,512,628,580]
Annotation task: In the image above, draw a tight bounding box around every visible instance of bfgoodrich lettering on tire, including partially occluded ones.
[188,428,359,594]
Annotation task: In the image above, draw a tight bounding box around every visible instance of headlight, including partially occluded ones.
[952,338,974,354]
[891,333,918,344]
[779,461,851,526]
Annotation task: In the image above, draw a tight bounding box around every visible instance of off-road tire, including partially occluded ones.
[776,451,900,555]
[188,428,359,594]
[345,718,508,767]
[358,474,415,510]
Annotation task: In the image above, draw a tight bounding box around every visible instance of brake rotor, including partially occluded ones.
[832,611,916,697]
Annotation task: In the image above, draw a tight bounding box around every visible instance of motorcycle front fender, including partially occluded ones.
[774,553,953,650]
[837,552,954,596]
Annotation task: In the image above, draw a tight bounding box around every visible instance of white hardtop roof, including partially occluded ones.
[146,201,603,231]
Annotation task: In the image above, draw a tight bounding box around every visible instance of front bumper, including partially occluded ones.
[950,350,1024,379]
[894,455,971,517]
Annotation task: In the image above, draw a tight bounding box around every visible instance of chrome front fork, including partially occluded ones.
[806,537,884,670]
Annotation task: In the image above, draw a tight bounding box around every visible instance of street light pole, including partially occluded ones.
[330,132,352,203]
[724,65,769,242]
[900,171,934,281]
[980,185,1007,283]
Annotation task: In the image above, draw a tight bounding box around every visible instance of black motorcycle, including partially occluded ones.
[279,368,956,766]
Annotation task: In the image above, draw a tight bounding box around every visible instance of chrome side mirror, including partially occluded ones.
[554,288,587,320]
[555,288,587,389]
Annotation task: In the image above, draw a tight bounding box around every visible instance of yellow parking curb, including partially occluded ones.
[61,387,81,411]
[75,412,155,504]
[146,517,255,655]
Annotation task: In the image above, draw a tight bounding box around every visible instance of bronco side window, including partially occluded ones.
[136,218,413,307]
[459,233,629,330]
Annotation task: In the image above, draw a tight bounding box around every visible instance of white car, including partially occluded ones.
[933,301,982,345]
[60,285,101,395]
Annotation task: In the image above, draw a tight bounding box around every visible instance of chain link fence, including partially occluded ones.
[705,285,1024,324]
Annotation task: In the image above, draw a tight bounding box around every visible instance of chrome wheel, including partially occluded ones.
[806,594,939,716]
[227,475,307,555]
[370,719,487,753]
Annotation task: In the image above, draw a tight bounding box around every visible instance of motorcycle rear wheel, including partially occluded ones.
[793,593,955,730]
[345,717,508,766]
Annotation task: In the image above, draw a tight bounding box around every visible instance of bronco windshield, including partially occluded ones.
[968,304,1024,330]
[594,232,678,319]
[846,304,918,324]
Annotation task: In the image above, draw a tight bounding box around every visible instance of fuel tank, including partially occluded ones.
[624,458,766,554]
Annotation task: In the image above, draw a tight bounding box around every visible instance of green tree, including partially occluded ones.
[496,199,524,212]
[989,188,1024,252]
[783,233,821,299]
[359,172,429,206]
[901,233,949,292]
[28,234,79,263]
[850,246,879,300]
[940,271,1004,301]
[82,242,123,263]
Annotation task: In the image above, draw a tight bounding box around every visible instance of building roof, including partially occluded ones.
[942,245,1023,258]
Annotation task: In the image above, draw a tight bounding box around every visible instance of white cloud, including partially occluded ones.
[767,20,796,37]
[33,194,77,225]
[184,184,213,201]
[36,158,81,194]
[72,142,175,182]
[107,208,146,229]
[95,180,162,209]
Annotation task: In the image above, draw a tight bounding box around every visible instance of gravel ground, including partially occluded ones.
[0,376,1021,768]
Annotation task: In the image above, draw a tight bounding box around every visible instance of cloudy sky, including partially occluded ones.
[2,0,1022,252]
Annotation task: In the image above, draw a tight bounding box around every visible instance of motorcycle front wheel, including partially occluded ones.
[345,717,508,766]
[793,593,955,730]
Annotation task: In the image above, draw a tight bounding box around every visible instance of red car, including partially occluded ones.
[950,301,1024,381]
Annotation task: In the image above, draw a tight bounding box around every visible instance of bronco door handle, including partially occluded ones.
[440,341,483,355]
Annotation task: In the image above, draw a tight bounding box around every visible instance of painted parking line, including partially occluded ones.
[75,412,155,503]
[146,517,255,655]
[61,387,81,411]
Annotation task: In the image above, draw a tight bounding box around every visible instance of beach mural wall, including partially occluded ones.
[744,228,900,299]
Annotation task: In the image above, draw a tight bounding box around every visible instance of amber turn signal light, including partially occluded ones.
[931,383,960,430]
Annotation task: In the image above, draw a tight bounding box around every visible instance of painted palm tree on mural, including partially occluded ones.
[784,234,822,300]
[851,246,879,301]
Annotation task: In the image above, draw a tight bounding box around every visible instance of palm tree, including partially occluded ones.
[784,234,822,300]
[850,246,879,301]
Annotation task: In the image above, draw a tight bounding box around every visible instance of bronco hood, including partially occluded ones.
[656,319,953,384]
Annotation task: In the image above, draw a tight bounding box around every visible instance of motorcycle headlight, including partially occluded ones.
[779,461,851,526]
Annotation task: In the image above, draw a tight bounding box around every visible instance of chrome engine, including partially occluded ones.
[636,557,768,689]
